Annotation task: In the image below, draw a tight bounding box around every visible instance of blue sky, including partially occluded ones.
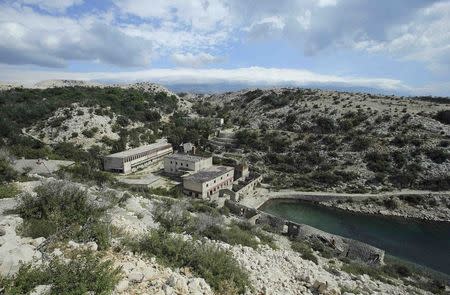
[0,0,449,95]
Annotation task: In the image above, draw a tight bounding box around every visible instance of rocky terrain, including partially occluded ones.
[0,178,441,295]
[0,82,449,294]
[320,193,450,222]
[190,88,449,192]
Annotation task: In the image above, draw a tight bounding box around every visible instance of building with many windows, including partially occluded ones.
[182,165,234,199]
[104,141,173,174]
[164,153,212,174]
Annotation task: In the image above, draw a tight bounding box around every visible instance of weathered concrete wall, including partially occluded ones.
[225,200,385,265]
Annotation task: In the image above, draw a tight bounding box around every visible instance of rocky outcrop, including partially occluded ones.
[107,250,213,295]
[0,199,44,276]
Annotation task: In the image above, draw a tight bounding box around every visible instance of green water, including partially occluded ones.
[261,200,450,275]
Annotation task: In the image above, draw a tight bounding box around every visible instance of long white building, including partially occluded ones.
[164,153,212,174]
[104,142,173,174]
[182,165,234,199]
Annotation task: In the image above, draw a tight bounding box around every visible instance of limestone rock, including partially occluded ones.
[30,284,52,295]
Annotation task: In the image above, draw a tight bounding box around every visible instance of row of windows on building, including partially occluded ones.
[169,160,189,168]
[208,180,231,195]
[206,174,231,188]
[124,151,156,163]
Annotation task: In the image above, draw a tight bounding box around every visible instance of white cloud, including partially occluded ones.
[245,16,285,40]
[114,0,230,32]
[354,1,450,74]
[0,66,408,93]
[0,5,152,67]
[171,52,222,67]
[18,0,84,12]
[316,0,338,7]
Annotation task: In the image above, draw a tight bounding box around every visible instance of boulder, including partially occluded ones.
[128,271,144,283]
[30,284,52,295]
[115,279,129,293]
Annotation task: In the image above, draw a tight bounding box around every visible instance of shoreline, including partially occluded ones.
[239,189,450,223]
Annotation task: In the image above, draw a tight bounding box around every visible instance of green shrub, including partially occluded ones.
[291,240,318,264]
[0,157,18,183]
[435,110,450,125]
[1,252,121,295]
[128,230,251,294]
[14,181,110,247]
[425,148,449,164]
[0,183,20,199]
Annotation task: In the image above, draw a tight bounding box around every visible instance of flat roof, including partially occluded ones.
[165,153,209,162]
[183,165,234,183]
[106,141,172,158]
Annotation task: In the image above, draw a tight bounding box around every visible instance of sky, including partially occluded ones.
[0,0,449,96]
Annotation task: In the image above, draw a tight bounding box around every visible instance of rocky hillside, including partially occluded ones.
[1,178,444,295]
[193,88,450,192]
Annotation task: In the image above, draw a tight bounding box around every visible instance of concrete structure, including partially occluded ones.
[182,166,234,199]
[104,142,172,174]
[180,142,195,154]
[234,163,250,180]
[164,153,212,174]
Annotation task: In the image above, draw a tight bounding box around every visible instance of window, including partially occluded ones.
[206,184,209,187]
[214,180,216,183]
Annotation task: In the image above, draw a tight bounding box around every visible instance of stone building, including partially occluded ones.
[182,165,234,199]
[164,153,212,174]
[104,141,173,174]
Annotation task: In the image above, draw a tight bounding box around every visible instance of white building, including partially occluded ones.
[164,153,212,174]
[182,165,234,199]
[104,142,173,174]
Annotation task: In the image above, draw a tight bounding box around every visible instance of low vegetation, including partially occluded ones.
[127,230,251,294]
[13,181,111,249]
[0,183,20,199]
[0,252,121,295]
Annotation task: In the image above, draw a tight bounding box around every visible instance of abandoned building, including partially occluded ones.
[164,153,212,174]
[104,141,173,174]
[182,165,234,199]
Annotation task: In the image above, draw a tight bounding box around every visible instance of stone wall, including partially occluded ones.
[225,200,385,265]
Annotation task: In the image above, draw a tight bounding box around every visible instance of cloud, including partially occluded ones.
[0,66,409,93]
[114,0,231,32]
[0,5,152,67]
[17,0,84,12]
[354,1,450,74]
[171,52,222,67]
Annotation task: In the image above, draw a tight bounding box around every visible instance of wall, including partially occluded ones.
[105,146,172,174]
[164,156,212,174]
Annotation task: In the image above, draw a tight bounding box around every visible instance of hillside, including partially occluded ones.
[191,88,450,192]
[0,84,449,295]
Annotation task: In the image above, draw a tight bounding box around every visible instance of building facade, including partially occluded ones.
[164,153,212,174]
[182,166,234,199]
[104,142,173,174]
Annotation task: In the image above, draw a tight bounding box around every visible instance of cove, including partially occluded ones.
[260,200,450,275]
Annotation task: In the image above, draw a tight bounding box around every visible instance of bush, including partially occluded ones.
[14,181,109,248]
[0,157,18,183]
[383,197,399,209]
[1,252,121,295]
[435,110,450,125]
[0,183,20,199]
[425,148,449,164]
[128,230,251,294]
[291,240,318,264]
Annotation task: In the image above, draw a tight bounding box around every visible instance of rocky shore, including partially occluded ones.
[320,194,450,223]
